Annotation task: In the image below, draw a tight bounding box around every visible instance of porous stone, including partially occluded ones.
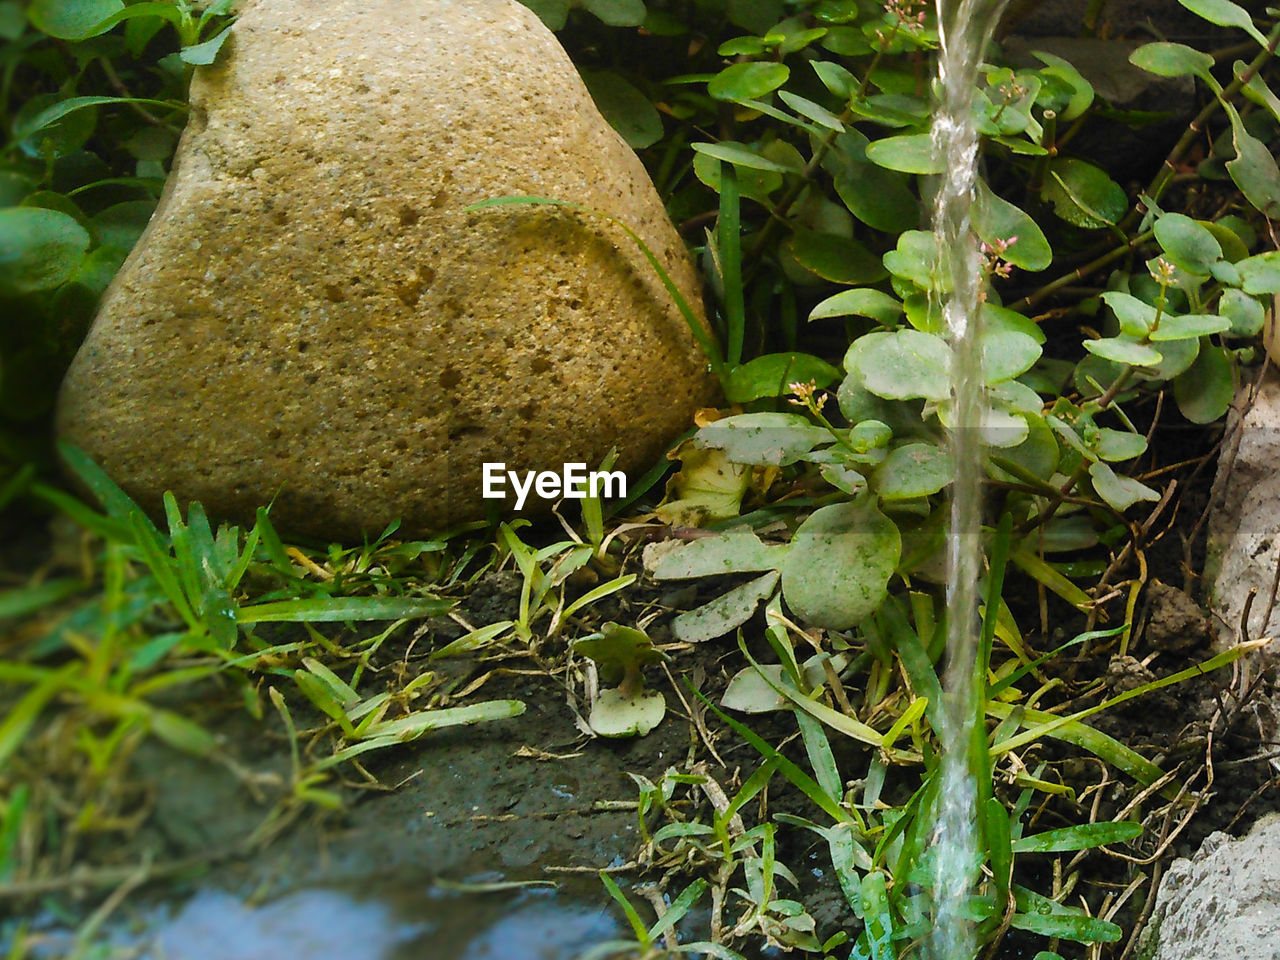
[1140,815,1280,960]
[56,0,714,539]
[1206,370,1280,647]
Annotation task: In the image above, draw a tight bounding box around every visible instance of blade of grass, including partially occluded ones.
[648,878,708,942]
[984,796,1013,910]
[737,637,898,753]
[600,872,652,946]
[1009,547,1094,610]
[0,665,76,771]
[58,443,161,539]
[128,512,199,630]
[718,162,745,368]
[428,621,514,660]
[993,641,1268,758]
[561,573,637,620]
[696,684,857,826]
[1011,820,1141,854]
[237,595,451,623]
[986,701,1163,785]
[796,709,843,802]
[0,579,86,620]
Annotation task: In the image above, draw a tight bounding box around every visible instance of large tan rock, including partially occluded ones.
[56,0,714,540]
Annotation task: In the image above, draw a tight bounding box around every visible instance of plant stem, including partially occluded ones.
[745,108,853,262]
[1017,367,1136,537]
[1013,231,1153,313]
[745,19,904,262]
[1118,22,1280,234]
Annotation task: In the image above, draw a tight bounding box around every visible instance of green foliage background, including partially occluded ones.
[0,0,231,469]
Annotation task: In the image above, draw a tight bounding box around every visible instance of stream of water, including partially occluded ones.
[929,0,1012,958]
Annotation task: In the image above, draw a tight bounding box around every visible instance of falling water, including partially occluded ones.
[928,0,1011,958]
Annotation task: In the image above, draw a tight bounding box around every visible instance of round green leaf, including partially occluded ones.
[1219,288,1265,337]
[864,134,942,174]
[588,688,666,738]
[719,36,771,56]
[92,200,155,254]
[873,442,951,500]
[1150,313,1231,341]
[581,0,648,26]
[785,228,887,284]
[1236,250,1280,294]
[820,463,866,495]
[709,62,790,102]
[727,0,784,33]
[1129,41,1214,79]
[721,664,789,713]
[522,0,570,29]
[1032,51,1094,120]
[1082,337,1163,367]
[723,352,841,403]
[810,288,903,325]
[883,230,943,292]
[991,413,1060,482]
[694,412,831,466]
[1140,335,1200,381]
[1154,212,1222,274]
[1094,428,1147,462]
[812,60,856,99]
[981,329,1042,384]
[1179,0,1268,46]
[582,70,663,149]
[1101,291,1158,338]
[974,181,1052,271]
[1089,461,1160,512]
[780,498,901,629]
[1225,102,1280,219]
[829,131,919,233]
[1041,159,1127,230]
[990,379,1044,415]
[980,404,1030,448]
[984,302,1047,344]
[1174,343,1234,424]
[28,0,122,39]
[1204,219,1251,262]
[854,329,952,401]
[0,206,91,296]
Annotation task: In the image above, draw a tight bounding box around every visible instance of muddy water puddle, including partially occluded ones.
[28,879,626,959]
[11,688,694,959]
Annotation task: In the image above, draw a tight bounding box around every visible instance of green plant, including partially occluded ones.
[574,621,668,736]
[496,518,637,644]
[0,0,234,470]
[497,3,1280,950]
[622,522,1255,956]
[0,446,535,883]
[526,0,1278,594]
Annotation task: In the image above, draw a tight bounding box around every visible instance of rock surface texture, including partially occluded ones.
[1141,815,1280,960]
[1207,371,1280,646]
[57,0,713,539]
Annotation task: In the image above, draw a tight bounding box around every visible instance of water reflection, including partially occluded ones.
[28,882,624,960]
[140,888,424,959]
